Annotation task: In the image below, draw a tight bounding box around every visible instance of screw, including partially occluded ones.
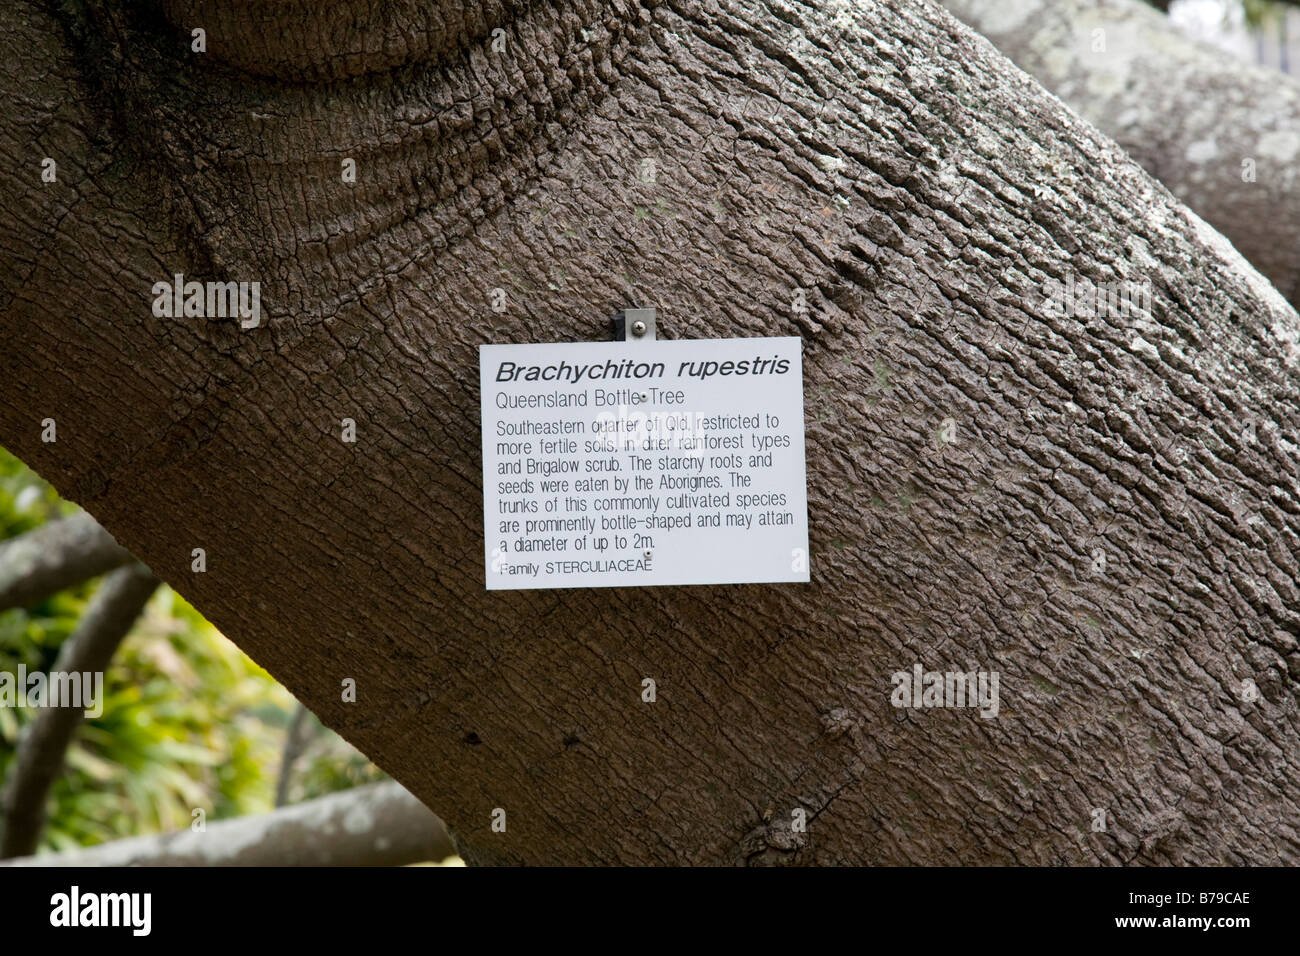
[644,549,653,559]
[638,391,648,401]
[631,320,647,337]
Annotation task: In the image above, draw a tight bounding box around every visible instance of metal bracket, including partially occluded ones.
[612,308,656,342]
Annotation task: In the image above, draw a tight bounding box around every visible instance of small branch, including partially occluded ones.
[274,702,311,808]
[0,513,133,612]
[1,781,455,867]
[0,562,158,858]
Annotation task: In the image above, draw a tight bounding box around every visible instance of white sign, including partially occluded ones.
[480,336,809,590]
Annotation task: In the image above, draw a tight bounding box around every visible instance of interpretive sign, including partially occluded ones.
[480,336,809,590]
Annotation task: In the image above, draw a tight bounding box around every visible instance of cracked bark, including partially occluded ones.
[1,0,1298,865]
[943,0,1300,308]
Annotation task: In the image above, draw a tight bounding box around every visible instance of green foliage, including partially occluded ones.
[281,710,387,805]
[1241,0,1290,29]
[0,447,382,853]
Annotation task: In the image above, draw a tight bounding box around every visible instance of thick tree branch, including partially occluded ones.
[943,0,1300,306]
[3,0,1299,864]
[0,781,455,866]
[0,562,158,858]
[0,513,133,611]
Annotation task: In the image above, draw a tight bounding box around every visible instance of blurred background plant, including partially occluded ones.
[1168,0,1296,70]
[0,446,385,855]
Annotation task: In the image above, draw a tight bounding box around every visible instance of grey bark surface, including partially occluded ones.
[0,563,158,858]
[1,0,1299,864]
[0,512,133,611]
[1,780,454,866]
[943,0,1300,307]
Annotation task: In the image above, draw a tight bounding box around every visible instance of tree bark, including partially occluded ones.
[0,781,454,866]
[0,513,133,611]
[943,0,1300,307]
[1,0,1298,865]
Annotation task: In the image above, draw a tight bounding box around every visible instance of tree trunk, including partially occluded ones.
[2,0,1298,865]
[943,0,1300,307]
